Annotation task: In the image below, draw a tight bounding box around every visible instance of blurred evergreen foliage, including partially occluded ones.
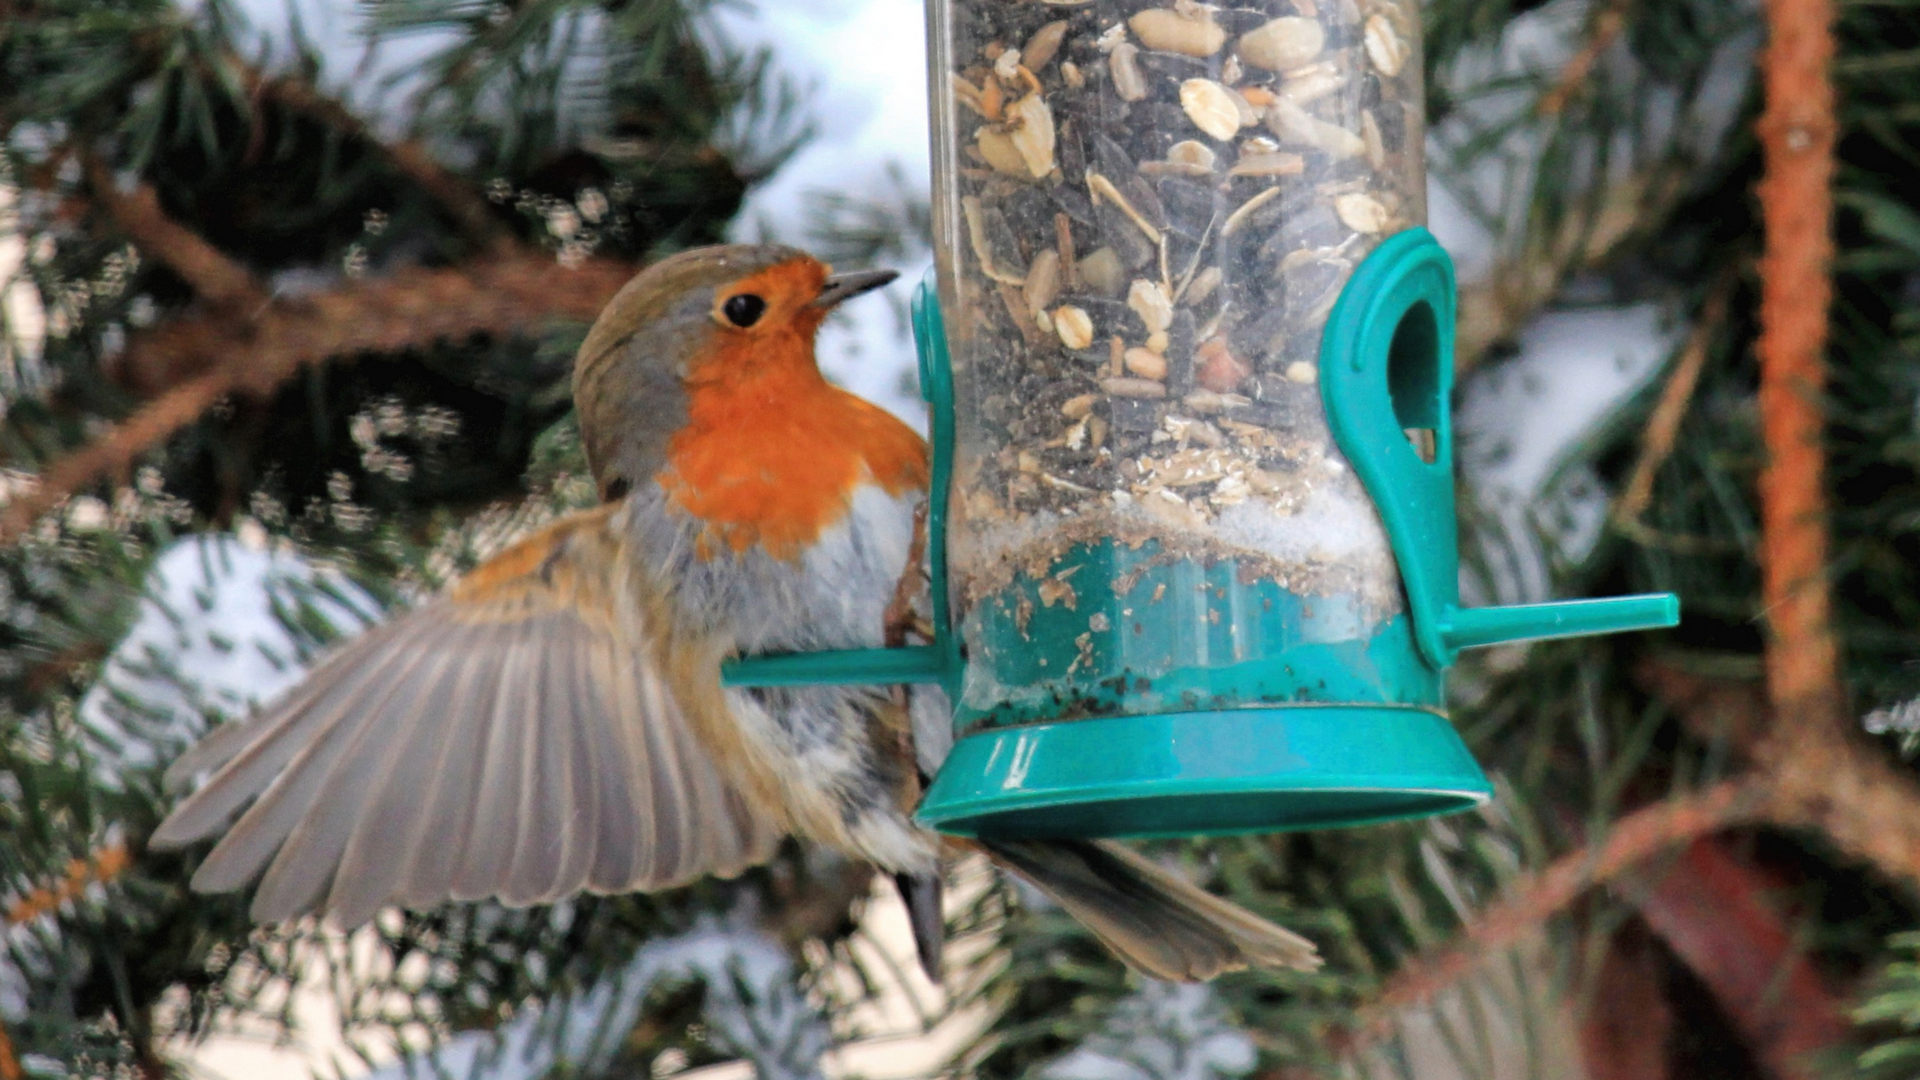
[1,0,1920,1078]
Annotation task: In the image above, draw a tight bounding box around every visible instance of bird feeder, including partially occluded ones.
[724,0,1677,841]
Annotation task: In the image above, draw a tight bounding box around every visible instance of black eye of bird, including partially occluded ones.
[722,294,766,328]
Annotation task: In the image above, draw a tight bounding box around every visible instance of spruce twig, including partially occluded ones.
[5,843,131,925]
[1614,277,1734,533]
[1536,0,1632,117]
[0,842,137,1080]
[1641,662,1920,894]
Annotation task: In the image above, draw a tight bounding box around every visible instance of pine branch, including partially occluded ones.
[1763,728,1920,895]
[0,366,235,543]
[1452,173,1666,373]
[80,153,268,314]
[1440,1,1681,371]
[1537,0,1632,118]
[0,842,137,1080]
[0,254,637,545]
[1641,662,1920,895]
[1755,0,1846,733]
[1615,277,1734,533]
[1335,776,1769,1061]
[230,60,515,254]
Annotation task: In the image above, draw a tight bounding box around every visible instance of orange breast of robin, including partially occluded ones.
[660,330,928,563]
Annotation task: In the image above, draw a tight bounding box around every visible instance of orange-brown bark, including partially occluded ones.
[1755,0,1845,731]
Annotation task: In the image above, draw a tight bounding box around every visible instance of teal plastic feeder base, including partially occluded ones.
[914,706,1492,840]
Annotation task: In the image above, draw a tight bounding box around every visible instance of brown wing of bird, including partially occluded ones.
[150,504,786,928]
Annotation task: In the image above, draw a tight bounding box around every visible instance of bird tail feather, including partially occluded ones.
[982,838,1320,982]
[893,871,945,983]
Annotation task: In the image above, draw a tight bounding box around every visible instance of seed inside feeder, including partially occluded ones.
[931,0,1427,627]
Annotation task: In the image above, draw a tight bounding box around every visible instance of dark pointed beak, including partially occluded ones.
[811,268,899,309]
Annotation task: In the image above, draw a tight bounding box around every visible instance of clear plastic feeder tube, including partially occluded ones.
[927,0,1430,733]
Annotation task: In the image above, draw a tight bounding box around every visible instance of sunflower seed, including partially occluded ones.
[1110,43,1149,102]
[1024,248,1062,316]
[1180,78,1245,141]
[1022,20,1070,72]
[1054,305,1095,349]
[1124,347,1169,380]
[1130,7,1228,57]
[1364,13,1410,77]
[1007,93,1057,177]
[1128,278,1175,335]
[1334,192,1391,233]
[1236,17,1325,72]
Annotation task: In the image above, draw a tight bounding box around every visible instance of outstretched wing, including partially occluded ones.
[149,505,786,928]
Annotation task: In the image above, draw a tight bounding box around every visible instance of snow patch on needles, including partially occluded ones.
[1455,303,1677,603]
[363,917,829,1080]
[79,532,378,785]
[1040,983,1256,1080]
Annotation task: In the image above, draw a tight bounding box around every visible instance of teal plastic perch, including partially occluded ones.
[1439,595,1681,655]
[721,645,946,688]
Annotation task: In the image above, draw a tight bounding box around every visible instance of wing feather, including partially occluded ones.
[450,633,542,902]
[183,636,430,895]
[397,638,504,907]
[151,506,787,924]
[505,636,571,905]
[153,626,426,851]
[250,645,470,921]
[585,638,646,890]
[325,625,489,926]
[545,634,602,899]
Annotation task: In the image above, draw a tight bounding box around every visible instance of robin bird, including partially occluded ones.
[149,244,1320,982]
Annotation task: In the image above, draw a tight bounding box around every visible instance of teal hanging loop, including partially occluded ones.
[1318,229,1679,669]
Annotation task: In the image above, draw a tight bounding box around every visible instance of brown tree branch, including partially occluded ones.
[0,366,237,543]
[1640,661,1920,896]
[1340,1,1859,1066]
[81,154,268,313]
[0,254,638,546]
[232,61,515,253]
[1538,0,1632,117]
[1614,279,1733,532]
[1754,0,1845,734]
[1335,776,1769,1059]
